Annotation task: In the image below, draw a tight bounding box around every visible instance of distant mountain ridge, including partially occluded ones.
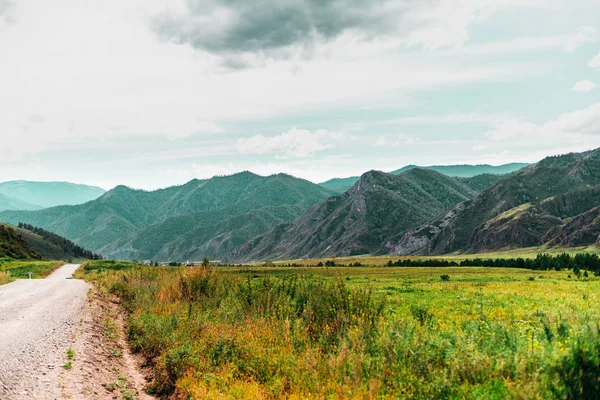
[318,163,529,194]
[0,172,333,262]
[0,181,105,209]
[0,193,43,212]
[230,168,502,262]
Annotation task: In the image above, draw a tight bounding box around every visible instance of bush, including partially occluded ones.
[411,305,434,327]
[552,328,600,399]
[440,274,450,281]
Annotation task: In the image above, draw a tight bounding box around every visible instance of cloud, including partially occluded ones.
[0,110,222,162]
[486,104,600,144]
[151,0,537,65]
[152,0,388,56]
[374,135,418,147]
[0,0,12,14]
[237,128,343,158]
[0,0,15,25]
[590,50,600,69]
[564,26,597,53]
[570,80,596,93]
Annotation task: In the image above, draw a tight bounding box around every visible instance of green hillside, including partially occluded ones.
[319,163,528,194]
[0,181,105,208]
[0,223,101,261]
[0,224,41,260]
[0,172,333,261]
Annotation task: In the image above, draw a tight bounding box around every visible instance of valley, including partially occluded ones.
[0,150,599,399]
[4,1,598,397]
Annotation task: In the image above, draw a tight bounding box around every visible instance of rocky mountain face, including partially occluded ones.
[231,169,492,261]
[388,150,600,255]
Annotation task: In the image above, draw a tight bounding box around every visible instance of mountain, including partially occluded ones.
[0,181,106,208]
[231,168,488,262]
[0,172,333,261]
[389,150,600,255]
[542,206,600,248]
[0,224,41,260]
[389,163,530,177]
[318,177,361,194]
[318,163,528,194]
[0,193,43,212]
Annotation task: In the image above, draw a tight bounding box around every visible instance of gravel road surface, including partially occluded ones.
[0,264,88,399]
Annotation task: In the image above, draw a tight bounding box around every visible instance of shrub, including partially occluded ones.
[411,305,434,327]
[552,328,600,399]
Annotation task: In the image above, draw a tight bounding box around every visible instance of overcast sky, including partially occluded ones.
[1,0,599,190]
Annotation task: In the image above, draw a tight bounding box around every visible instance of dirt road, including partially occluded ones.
[0,264,88,399]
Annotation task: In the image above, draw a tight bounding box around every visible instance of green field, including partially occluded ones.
[0,258,64,284]
[78,260,600,399]
[270,246,600,267]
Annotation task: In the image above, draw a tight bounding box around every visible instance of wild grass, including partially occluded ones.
[79,260,600,399]
[0,260,64,283]
[0,271,11,285]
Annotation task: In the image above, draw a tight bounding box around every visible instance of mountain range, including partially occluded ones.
[318,163,529,194]
[231,169,508,261]
[0,153,597,263]
[0,172,333,262]
[388,150,600,255]
[0,181,106,211]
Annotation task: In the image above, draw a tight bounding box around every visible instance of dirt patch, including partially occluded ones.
[60,286,155,400]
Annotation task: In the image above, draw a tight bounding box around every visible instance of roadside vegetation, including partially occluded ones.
[78,259,600,399]
[0,258,64,284]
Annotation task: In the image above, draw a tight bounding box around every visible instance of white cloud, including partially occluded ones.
[374,135,418,147]
[486,104,600,144]
[439,26,600,57]
[570,80,596,93]
[403,0,543,50]
[564,26,597,53]
[590,51,600,69]
[237,128,344,158]
[0,0,15,27]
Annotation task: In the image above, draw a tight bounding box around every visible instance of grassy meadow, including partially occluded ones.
[0,258,64,284]
[272,246,600,267]
[77,260,600,399]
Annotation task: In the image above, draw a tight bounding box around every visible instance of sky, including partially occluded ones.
[1,0,599,190]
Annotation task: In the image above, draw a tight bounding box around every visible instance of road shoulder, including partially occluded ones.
[60,285,154,400]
